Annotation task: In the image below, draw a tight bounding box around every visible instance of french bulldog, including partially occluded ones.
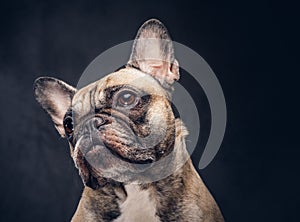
[34,19,224,222]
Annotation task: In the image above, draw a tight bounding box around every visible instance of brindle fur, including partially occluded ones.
[34,19,224,222]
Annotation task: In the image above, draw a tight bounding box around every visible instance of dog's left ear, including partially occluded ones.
[127,19,179,90]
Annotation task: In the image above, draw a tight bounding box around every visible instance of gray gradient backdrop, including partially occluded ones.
[0,0,298,221]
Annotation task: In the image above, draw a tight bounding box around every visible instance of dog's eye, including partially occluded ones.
[116,91,138,107]
[63,116,74,136]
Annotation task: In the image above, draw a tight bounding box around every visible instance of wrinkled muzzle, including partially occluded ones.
[71,112,175,187]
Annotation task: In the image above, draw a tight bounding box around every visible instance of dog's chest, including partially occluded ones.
[113,185,160,222]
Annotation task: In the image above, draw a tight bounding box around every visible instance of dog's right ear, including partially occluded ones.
[34,77,76,137]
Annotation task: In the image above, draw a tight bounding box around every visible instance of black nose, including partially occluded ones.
[92,116,109,130]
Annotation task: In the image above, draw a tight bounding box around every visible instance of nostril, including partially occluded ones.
[93,117,106,130]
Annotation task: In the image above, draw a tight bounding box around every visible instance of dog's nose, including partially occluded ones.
[92,116,109,130]
[84,116,111,133]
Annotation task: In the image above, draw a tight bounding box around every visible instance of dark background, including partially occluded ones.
[0,0,298,221]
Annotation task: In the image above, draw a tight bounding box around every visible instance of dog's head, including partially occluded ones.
[34,19,185,188]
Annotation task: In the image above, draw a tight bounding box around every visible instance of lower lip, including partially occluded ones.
[84,145,155,165]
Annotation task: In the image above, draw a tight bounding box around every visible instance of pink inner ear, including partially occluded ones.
[139,60,179,85]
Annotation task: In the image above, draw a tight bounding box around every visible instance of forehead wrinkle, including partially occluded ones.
[72,83,98,115]
[94,80,107,108]
[105,68,167,97]
[72,91,89,115]
[72,78,110,116]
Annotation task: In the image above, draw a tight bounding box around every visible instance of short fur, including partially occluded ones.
[34,19,224,222]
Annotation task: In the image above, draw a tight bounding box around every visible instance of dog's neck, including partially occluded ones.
[73,159,201,222]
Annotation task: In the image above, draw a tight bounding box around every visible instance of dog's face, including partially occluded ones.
[34,19,182,188]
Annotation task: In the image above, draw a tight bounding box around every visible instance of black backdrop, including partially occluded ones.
[0,0,298,221]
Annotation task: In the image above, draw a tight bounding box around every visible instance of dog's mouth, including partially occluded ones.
[73,134,158,185]
[78,122,160,165]
[85,144,155,165]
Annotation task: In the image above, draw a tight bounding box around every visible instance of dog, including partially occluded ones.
[34,19,224,222]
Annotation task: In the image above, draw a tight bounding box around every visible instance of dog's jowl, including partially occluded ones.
[34,19,224,222]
